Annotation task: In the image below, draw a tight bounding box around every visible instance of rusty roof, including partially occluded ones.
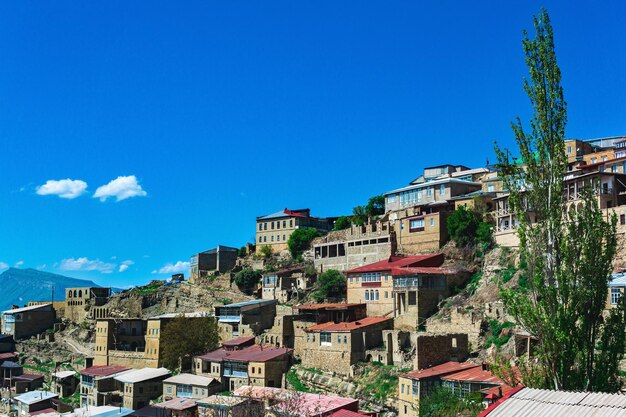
[293,303,365,311]
[403,361,481,380]
[305,317,392,332]
[198,345,292,363]
[441,366,506,385]
[222,336,255,347]
[346,254,444,274]
[81,365,130,377]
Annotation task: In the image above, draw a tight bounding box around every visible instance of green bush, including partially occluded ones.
[485,319,515,349]
[312,269,346,302]
[234,269,261,293]
[447,205,493,247]
[287,228,321,259]
[333,216,352,231]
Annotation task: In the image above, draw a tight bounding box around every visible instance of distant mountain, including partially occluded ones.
[0,268,100,311]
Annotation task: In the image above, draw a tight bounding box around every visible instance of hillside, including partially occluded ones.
[0,267,100,311]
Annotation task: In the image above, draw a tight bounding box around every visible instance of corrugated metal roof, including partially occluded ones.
[155,398,198,411]
[384,177,481,196]
[219,299,276,308]
[346,254,444,274]
[163,373,216,386]
[306,317,392,332]
[51,370,76,379]
[609,272,626,287]
[403,361,482,380]
[294,303,365,311]
[2,304,52,314]
[149,311,212,319]
[484,388,626,416]
[441,367,505,384]
[114,367,170,384]
[14,391,58,405]
[81,365,130,377]
[197,345,292,363]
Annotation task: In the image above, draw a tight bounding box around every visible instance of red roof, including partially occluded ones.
[30,409,57,416]
[346,254,444,274]
[81,365,129,377]
[482,384,517,400]
[306,317,392,332]
[0,352,18,361]
[222,336,255,347]
[14,373,44,382]
[391,266,453,276]
[294,303,364,311]
[199,345,292,363]
[284,209,307,218]
[403,361,481,380]
[156,398,197,411]
[441,366,506,385]
[329,410,373,417]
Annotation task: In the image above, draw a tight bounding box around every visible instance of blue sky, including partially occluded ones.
[1,1,625,288]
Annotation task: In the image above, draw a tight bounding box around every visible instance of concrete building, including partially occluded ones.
[346,254,467,327]
[1,304,55,340]
[163,373,221,400]
[190,246,239,283]
[14,391,58,417]
[256,208,334,252]
[312,219,395,273]
[94,312,212,368]
[50,370,78,398]
[194,339,292,392]
[215,300,276,342]
[114,367,171,410]
[301,317,393,376]
[80,365,130,407]
[65,287,111,323]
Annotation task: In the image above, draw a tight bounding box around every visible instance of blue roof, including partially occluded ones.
[257,210,291,220]
[93,408,135,417]
[220,299,276,308]
[14,390,57,404]
[609,272,626,287]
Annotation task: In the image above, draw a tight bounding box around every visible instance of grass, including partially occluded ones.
[353,363,399,404]
[500,265,518,284]
[466,271,483,295]
[286,369,313,393]
[133,282,163,295]
[485,319,515,349]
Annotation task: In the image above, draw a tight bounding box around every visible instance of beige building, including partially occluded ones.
[162,373,221,400]
[114,367,171,410]
[65,287,111,323]
[94,312,212,368]
[80,365,130,408]
[215,300,276,342]
[256,208,334,252]
[1,304,55,340]
[301,317,393,376]
[261,267,311,303]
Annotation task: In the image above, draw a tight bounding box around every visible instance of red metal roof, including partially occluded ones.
[30,408,57,416]
[441,366,506,385]
[0,352,18,361]
[294,303,364,311]
[199,345,292,363]
[482,384,517,400]
[155,398,198,411]
[403,361,481,380]
[306,317,392,332]
[346,254,444,274]
[81,365,130,377]
[329,410,372,417]
[284,209,307,218]
[391,266,453,276]
[222,336,255,347]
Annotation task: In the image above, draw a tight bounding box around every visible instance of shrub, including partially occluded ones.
[237,246,247,257]
[234,269,261,293]
[312,269,346,302]
[161,316,219,370]
[447,205,493,247]
[287,228,321,259]
[333,216,352,231]
[259,245,273,259]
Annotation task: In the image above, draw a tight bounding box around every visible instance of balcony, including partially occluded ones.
[218,315,241,323]
[223,370,248,378]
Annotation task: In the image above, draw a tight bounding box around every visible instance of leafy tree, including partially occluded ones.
[351,205,367,226]
[160,315,219,371]
[365,195,385,217]
[287,228,321,259]
[234,268,262,293]
[446,205,492,247]
[333,216,352,231]
[418,387,484,417]
[312,269,346,302]
[495,9,624,391]
[259,245,273,260]
[238,246,247,257]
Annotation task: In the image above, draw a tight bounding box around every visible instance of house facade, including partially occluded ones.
[256,208,334,252]
[1,304,55,340]
[190,246,239,283]
[80,365,130,407]
[65,287,111,323]
[215,300,277,342]
[162,373,221,400]
[114,367,171,410]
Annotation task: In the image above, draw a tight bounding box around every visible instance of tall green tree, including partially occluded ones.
[312,269,346,302]
[495,9,624,391]
[287,228,321,259]
[160,315,219,371]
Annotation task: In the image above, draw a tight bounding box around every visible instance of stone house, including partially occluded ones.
[50,370,78,398]
[301,317,393,376]
[80,365,130,407]
[256,208,334,252]
[261,267,311,303]
[14,391,58,417]
[193,340,292,392]
[197,395,263,417]
[312,220,395,273]
[12,372,45,394]
[1,304,55,340]
[162,373,221,400]
[397,361,481,417]
[346,254,466,327]
[94,312,212,368]
[215,300,277,342]
[190,246,239,283]
[153,398,198,417]
[114,367,171,410]
[64,287,111,323]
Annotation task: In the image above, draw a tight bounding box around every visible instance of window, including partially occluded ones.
[426,187,432,197]
[283,235,286,241]
[388,196,396,204]
[487,184,495,192]
[365,290,370,301]
[290,220,293,227]
[621,214,625,225]
[271,221,275,229]
[409,219,425,231]
[567,146,572,153]
[430,218,435,226]
[385,291,388,298]
[362,272,382,283]
[263,236,267,242]
[337,335,341,343]
[276,221,279,229]
[375,290,379,301]
[439,185,445,195]
[283,220,286,228]
[612,165,618,173]
[344,335,347,343]
[591,158,597,164]
[258,224,262,231]
[602,155,608,161]
[320,332,331,345]
[264,223,267,230]
[271,236,274,242]
[417,189,422,201]
[611,288,622,305]
[350,276,354,284]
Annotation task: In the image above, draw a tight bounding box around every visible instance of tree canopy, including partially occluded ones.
[312,269,347,302]
[234,268,262,293]
[287,228,321,259]
[160,316,219,371]
[446,205,492,247]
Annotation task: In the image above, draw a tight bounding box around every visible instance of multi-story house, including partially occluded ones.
[14,391,58,417]
[162,373,221,400]
[193,339,292,392]
[65,287,111,323]
[345,254,466,327]
[301,317,393,376]
[51,370,78,398]
[384,165,489,253]
[114,367,171,410]
[79,365,130,407]
[1,304,55,340]
[256,208,334,252]
[215,300,276,342]
[312,219,395,272]
[261,267,311,303]
[94,312,211,368]
[189,246,239,283]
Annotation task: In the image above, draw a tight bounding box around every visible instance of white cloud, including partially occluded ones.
[93,175,147,202]
[14,261,24,267]
[118,260,134,273]
[153,261,190,275]
[36,264,46,270]
[60,257,116,274]
[36,179,88,199]
[0,262,8,272]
